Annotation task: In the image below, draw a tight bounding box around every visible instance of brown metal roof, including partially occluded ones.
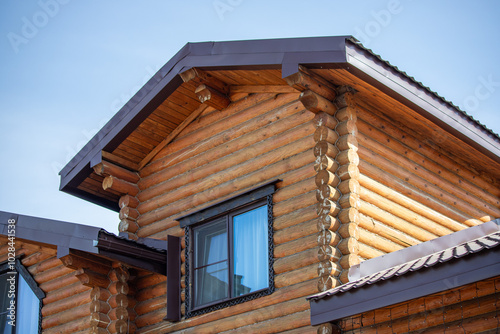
[308,219,500,325]
[58,36,500,210]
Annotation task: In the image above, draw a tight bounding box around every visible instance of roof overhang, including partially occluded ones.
[0,211,169,275]
[58,36,500,210]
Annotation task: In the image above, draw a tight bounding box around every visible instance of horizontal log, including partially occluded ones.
[274,248,318,275]
[138,129,315,214]
[135,273,167,291]
[42,290,91,317]
[359,160,483,227]
[358,228,404,254]
[339,193,361,210]
[337,237,359,255]
[338,178,360,195]
[144,93,299,175]
[162,279,316,333]
[300,90,337,115]
[318,244,342,262]
[360,186,454,236]
[314,141,339,158]
[28,256,61,276]
[273,176,316,204]
[91,287,111,302]
[275,263,317,289]
[274,205,317,231]
[314,126,339,144]
[315,169,340,189]
[337,134,358,151]
[358,199,436,242]
[335,119,358,136]
[338,208,360,225]
[359,174,467,233]
[316,198,341,216]
[34,264,74,284]
[90,300,110,314]
[316,184,341,202]
[119,207,139,220]
[317,229,341,247]
[358,242,386,260]
[317,214,340,232]
[76,269,110,289]
[358,213,419,248]
[187,298,309,334]
[358,137,495,221]
[357,117,500,206]
[59,254,110,276]
[274,233,317,258]
[274,190,317,218]
[42,302,91,330]
[285,69,336,100]
[339,270,350,284]
[21,249,55,267]
[336,163,359,181]
[108,319,128,334]
[118,219,138,233]
[109,281,129,295]
[339,254,361,269]
[43,317,91,334]
[39,272,79,293]
[109,306,128,321]
[338,222,359,239]
[314,154,339,173]
[43,282,91,305]
[103,175,139,196]
[119,195,139,209]
[336,149,359,166]
[134,296,165,317]
[218,309,311,334]
[314,111,338,129]
[274,219,317,247]
[136,282,167,303]
[317,275,341,292]
[318,260,342,277]
[93,161,139,183]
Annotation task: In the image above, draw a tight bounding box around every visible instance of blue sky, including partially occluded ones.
[1,1,499,234]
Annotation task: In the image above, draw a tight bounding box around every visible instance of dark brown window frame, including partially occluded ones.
[178,181,277,318]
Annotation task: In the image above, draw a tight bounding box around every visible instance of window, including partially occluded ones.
[0,259,44,334]
[179,182,276,317]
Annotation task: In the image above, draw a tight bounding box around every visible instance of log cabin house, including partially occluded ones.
[1,36,500,333]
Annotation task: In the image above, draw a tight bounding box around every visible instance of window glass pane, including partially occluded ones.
[16,275,39,334]
[0,273,15,334]
[194,217,227,268]
[193,217,228,307]
[233,205,269,297]
[194,261,228,307]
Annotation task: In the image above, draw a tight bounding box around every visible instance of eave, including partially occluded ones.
[58,36,500,210]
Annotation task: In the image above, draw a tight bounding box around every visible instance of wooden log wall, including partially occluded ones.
[338,275,500,333]
[132,85,324,332]
[355,102,500,260]
[0,237,95,333]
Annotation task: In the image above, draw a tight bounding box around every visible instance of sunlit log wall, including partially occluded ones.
[355,103,500,261]
[134,89,321,333]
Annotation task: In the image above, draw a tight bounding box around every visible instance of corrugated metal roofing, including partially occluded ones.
[308,230,500,301]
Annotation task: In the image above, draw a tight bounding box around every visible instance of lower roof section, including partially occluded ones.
[308,219,500,325]
[0,211,168,275]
